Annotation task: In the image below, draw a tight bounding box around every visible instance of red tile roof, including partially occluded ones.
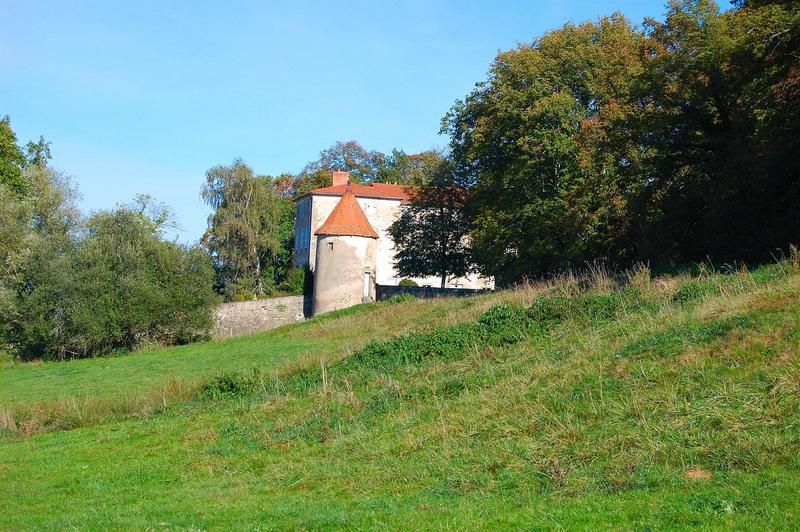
[315,185,379,238]
[301,182,410,202]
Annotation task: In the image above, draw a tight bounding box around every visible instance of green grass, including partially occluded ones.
[0,295,498,405]
[0,332,313,403]
[1,262,799,529]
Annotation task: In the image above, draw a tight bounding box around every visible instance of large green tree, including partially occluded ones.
[632,0,800,263]
[444,13,645,283]
[445,1,800,283]
[202,159,295,299]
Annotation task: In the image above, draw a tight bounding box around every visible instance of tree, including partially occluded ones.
[0,165,80,348]
[631,0,800,263]
[202,159,295,299]
[0,115,27,194]
[290,142,439,196]
[292,140,389,195]
[24,136,52,168]
[443,1,799,282]
[295,168,332,196]
[301,140,386,183]
[378,149,445,185]
[444,13,645,282]
[389,157,474,288]
[273,172,299,199]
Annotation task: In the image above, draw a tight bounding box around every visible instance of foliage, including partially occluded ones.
[301,140,386,184]
[398,278,418,287]
[276,267,306,296]
[0,155,217,360]
[378,149,445,185]
[290,140,386,196]
[0,165,81,348]
[389,156,475,287]
[11,206,217,360]
[0,115,28,194]
[632,0,800,263]
[445,1,800,283]
[443,13,646,283]
[202,159,295,300]
[23,136,52,168]
[388,293,416,304]
[283,143,445,197]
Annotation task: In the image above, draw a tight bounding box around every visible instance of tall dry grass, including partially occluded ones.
[1,377,200,438]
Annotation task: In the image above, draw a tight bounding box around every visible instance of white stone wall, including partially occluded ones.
[294,193,494,290]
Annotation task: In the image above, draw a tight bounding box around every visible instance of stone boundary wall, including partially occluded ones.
[212,295,311,339]
[375,284,491,301]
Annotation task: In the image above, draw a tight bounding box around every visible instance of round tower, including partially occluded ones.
[312,184,378,315]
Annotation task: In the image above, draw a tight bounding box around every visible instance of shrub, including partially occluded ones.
[388,293,416,304]
[398,279,418,287]
[277,267,306,296]
[202,369,264,399]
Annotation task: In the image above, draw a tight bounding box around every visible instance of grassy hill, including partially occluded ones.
[2,261,799,529]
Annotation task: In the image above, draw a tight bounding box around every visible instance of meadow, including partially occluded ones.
[1,261,799,529]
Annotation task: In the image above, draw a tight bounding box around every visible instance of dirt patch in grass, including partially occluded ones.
[683,468,712,481]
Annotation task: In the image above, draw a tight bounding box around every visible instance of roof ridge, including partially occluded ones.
[297,181,410,202]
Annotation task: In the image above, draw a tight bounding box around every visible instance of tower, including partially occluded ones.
[312,183,378,315]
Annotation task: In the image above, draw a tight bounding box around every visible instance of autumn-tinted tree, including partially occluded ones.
[633,0,800,263]
[445,0,799,282]
[296,140,387,194]
[444,13,645,282]
[389,157,474,287]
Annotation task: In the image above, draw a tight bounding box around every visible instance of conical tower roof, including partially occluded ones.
[315,184,379,238]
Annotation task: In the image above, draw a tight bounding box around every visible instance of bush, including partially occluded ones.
[277,267,306,296]
[388,293,416,304]
[202,369,264,399]
[398,279,418,287]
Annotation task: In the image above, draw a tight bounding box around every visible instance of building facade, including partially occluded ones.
[294,171,494,313]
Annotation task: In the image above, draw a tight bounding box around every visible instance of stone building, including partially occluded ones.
[294,171,494,314]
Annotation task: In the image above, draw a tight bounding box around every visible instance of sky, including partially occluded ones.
[2,0,669,242]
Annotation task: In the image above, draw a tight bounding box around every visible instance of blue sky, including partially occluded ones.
[2,0,668,242]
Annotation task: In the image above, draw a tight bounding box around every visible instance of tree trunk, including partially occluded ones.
[440,273,446,289]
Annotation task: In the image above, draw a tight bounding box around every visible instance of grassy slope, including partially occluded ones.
[0,294,501,404]
[1,264,799,529]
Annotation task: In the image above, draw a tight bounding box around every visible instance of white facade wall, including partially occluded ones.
[294,193,494,290]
